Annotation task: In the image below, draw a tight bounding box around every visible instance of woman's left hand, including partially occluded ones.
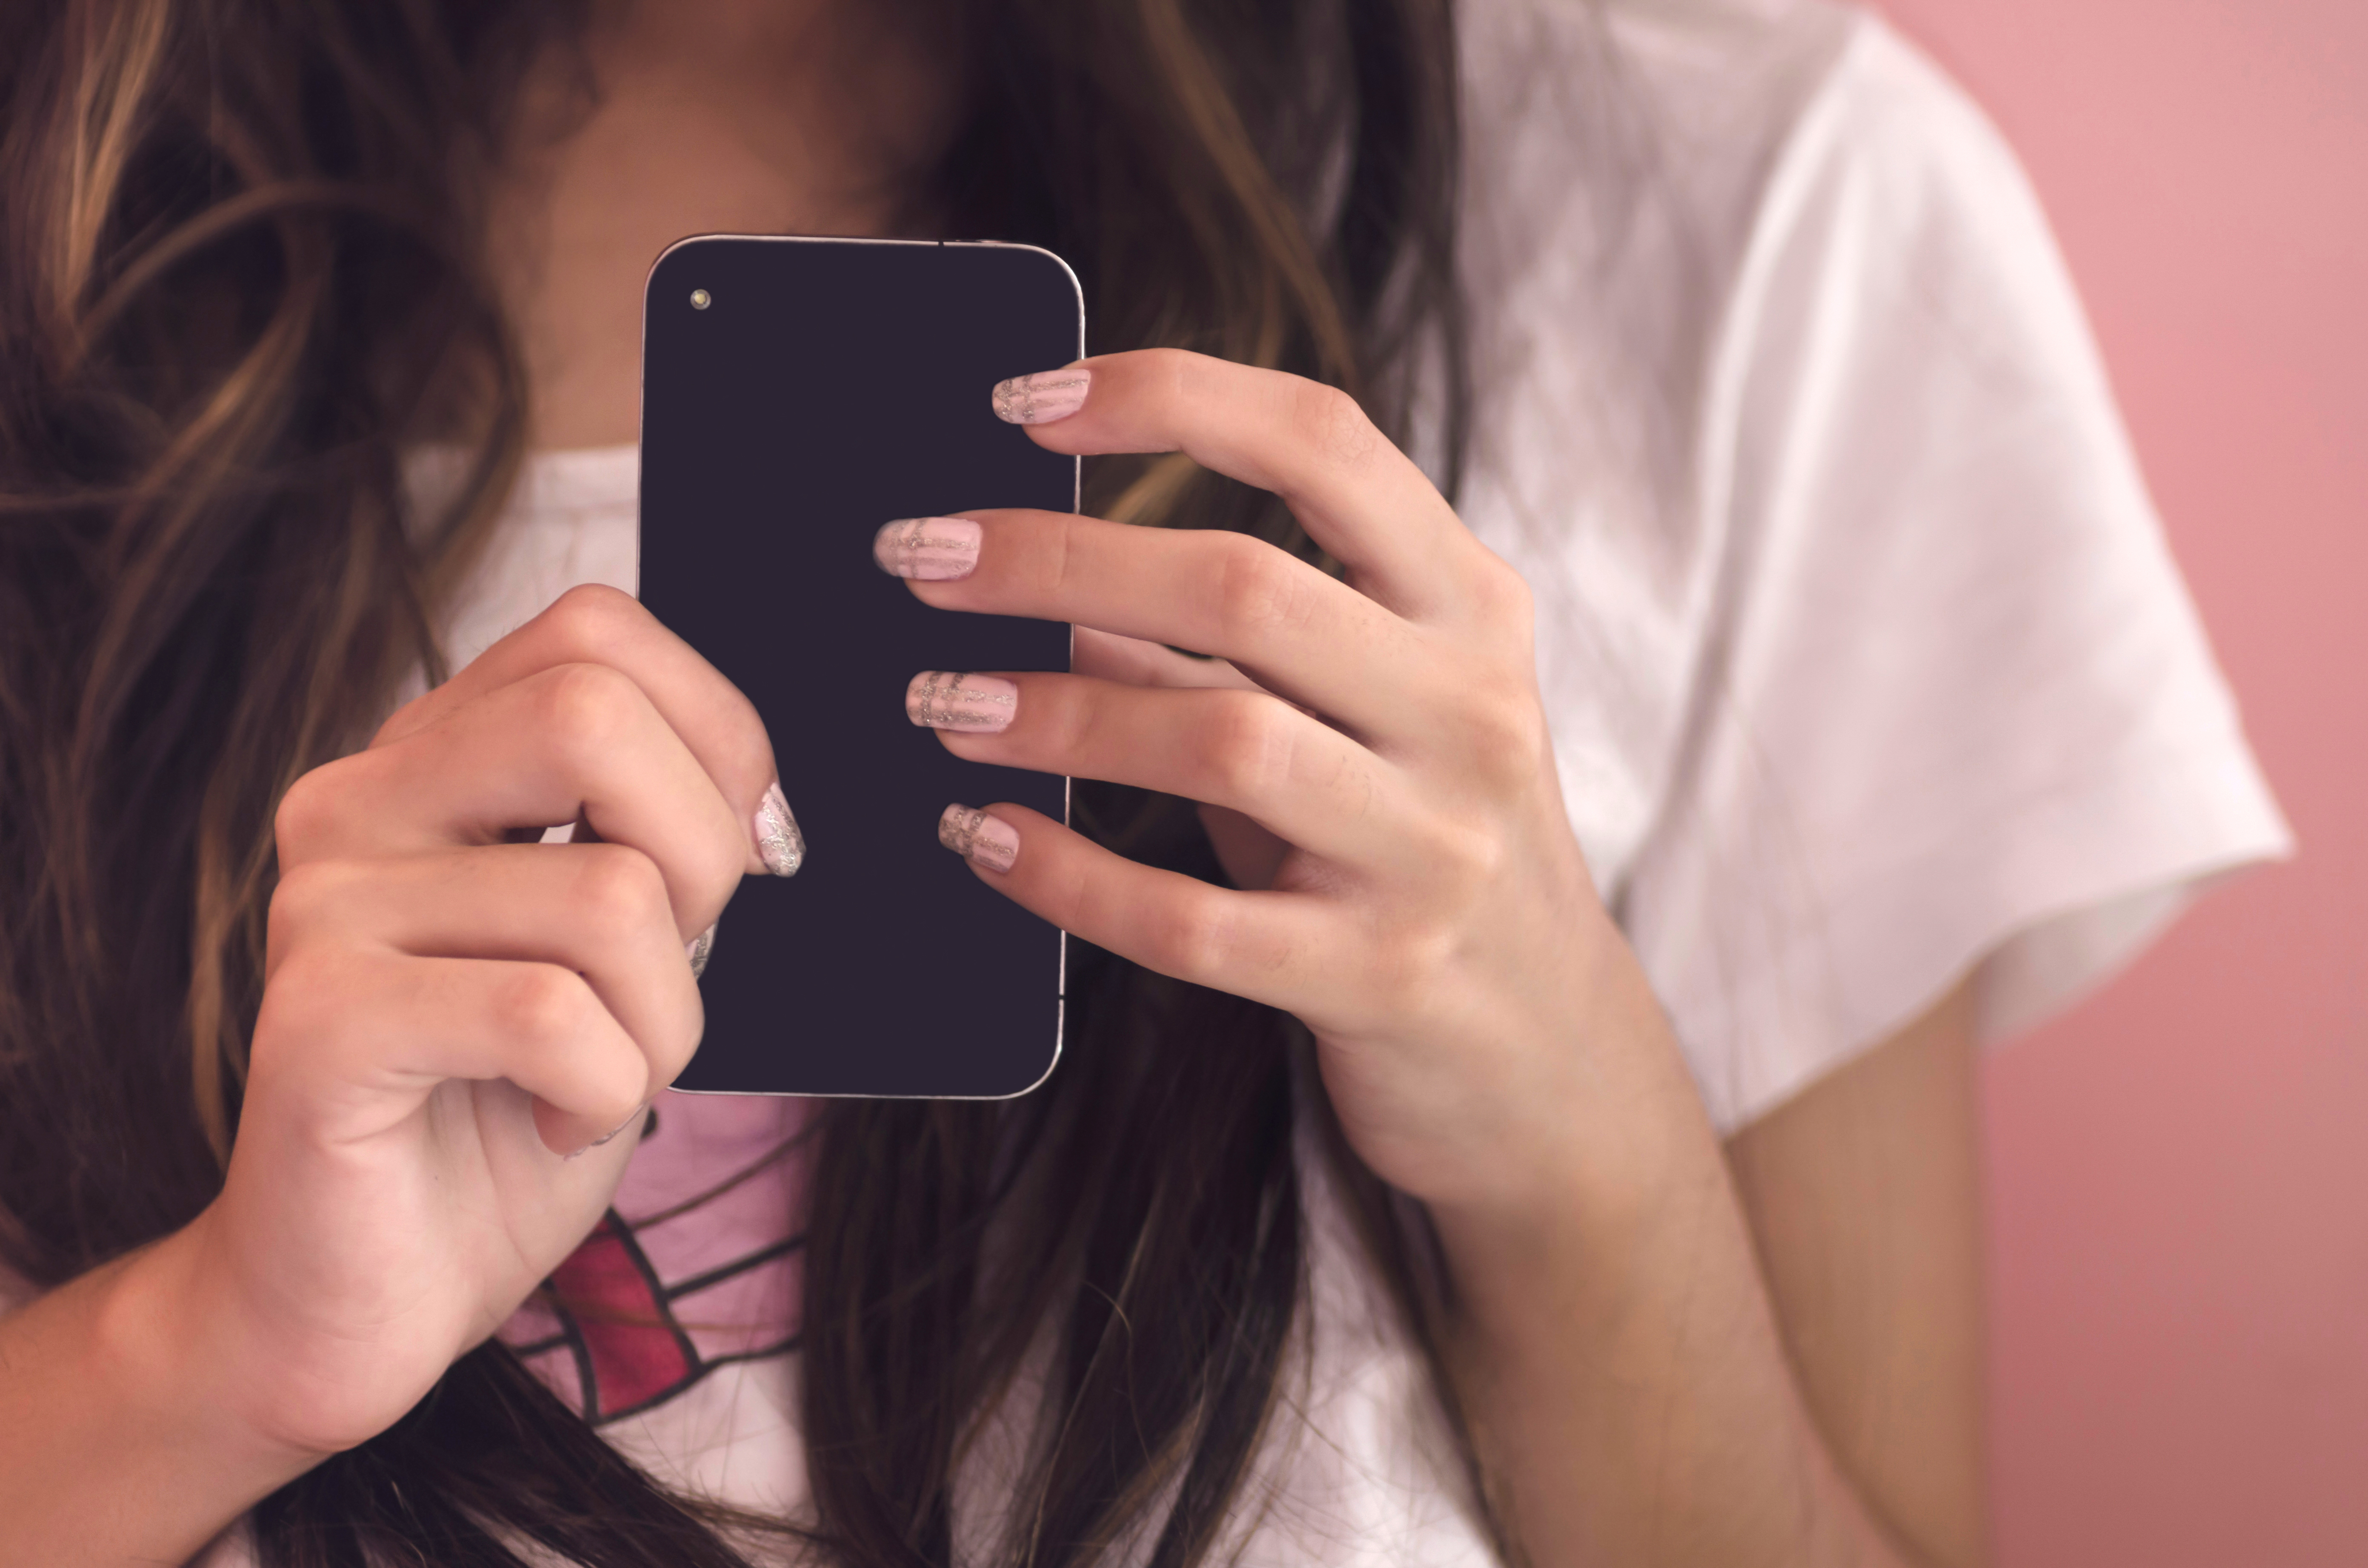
[882,348,1678,1222]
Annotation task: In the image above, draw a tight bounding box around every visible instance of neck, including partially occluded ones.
[487,0,957,449]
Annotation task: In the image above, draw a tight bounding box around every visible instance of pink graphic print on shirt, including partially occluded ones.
[502,1092,816,1424]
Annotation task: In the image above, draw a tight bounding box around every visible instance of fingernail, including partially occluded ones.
[565,1100,651,1160]
[686,922,717,978]
[991,367,1091,425]
[906,671,1017,733]
[873,516,981,580]
[753,782,804,876]
[939,804,1020,873]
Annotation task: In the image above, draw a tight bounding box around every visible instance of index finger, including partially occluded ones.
[993,348,1475,619]
[377,584,793,876]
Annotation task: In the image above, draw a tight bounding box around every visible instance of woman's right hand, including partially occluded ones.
[166,584,790,1461]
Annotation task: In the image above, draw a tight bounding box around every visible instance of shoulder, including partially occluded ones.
[1461,0,2037,303]
[1455,1,2293,1136]
[1454,0,2108,572]
[1708,6,2087,382]
[1459,0,2001,211]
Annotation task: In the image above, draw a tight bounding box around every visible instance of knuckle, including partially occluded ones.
[540,582,645,655]
[569,844,673,941]
[1040,675,1103,764]
[1032,513,1082,600]
[265,860,352,946]
[531,662,646,764]
[1199,692,1292,804]
[544,587,774,797]
[1460,690,1550,784]
[272,762,351,858]
[1211,537,1316,646]
[1142,346,1199,408]
[1154,887,1236,986]
[1428,816,1508,892]
[1367,921,1453,1016]
[494,966,593,1052]
[1468,553,1535,628]
[1292,380,1380,470]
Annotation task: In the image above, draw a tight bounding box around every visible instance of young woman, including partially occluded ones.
[0,0,2288,1565]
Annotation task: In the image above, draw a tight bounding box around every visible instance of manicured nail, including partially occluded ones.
[874,516,981,580]
[939,804,1020,873]
[753,783,804,876]
[906,671,1017,733]
[686,923,717,978]
[991,367,1091,425]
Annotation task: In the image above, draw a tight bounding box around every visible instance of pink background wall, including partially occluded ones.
[1867,0,2368,1561]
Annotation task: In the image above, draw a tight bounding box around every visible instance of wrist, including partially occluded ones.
[93,1214,342,1477]
[1424,997,1737,1358]
[1443,966,1718,1236]
[0,1219,324,1564]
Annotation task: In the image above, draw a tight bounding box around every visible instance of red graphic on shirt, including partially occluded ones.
[546,1216,699,1417]
[508,1206,805,1423]
[501,1098,815,1425]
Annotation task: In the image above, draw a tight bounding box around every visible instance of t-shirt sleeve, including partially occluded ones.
[1615,18,2293,1133]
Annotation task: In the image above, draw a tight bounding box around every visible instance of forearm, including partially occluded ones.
[0,1222,320,1567]
[1430,996,1957,1568]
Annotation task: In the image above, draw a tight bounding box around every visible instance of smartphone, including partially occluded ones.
[638,236,1078,1098]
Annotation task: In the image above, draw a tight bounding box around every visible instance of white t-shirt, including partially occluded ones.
[168,0,2286,1561]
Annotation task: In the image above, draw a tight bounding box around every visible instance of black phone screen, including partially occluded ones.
[639,237,1077,1098]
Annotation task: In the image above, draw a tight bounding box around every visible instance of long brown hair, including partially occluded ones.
[0,2,1481,1564]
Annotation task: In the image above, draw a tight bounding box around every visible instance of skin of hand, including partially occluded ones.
[1,587,790,1566]
[903,348,1985,1568]
[196,586,787,1465]
[206,587,779,1458]
[919,348,1704,1222]
[923,352,1625,1215]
